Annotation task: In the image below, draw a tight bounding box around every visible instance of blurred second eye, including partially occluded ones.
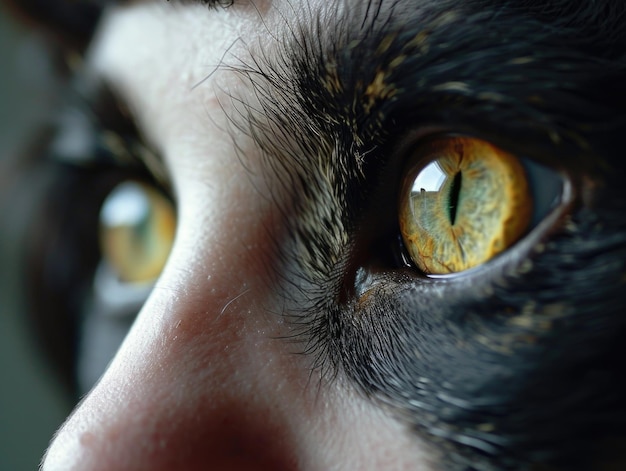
[399,136,533,275]
[99,181,176,283]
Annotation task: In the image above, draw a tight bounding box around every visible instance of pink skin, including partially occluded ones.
[41,1,432,470]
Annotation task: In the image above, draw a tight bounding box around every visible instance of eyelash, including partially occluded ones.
[166,0,235,9]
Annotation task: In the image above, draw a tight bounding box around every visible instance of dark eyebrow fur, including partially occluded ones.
[231,0,626,186]
[222,1,626,469]
[165,0,235,8]
[230,0,625,276]
[2,0,232,50]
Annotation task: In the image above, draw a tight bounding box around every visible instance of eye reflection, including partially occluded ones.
[399,136,534,275]
[99,181,176,283]
[412,161,447,193]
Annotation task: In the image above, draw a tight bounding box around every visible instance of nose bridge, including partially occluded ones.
[42,190,304,471]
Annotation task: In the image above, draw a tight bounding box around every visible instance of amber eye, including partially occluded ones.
[399,136,533,275]
[99,181,176,283]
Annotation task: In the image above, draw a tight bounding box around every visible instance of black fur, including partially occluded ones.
[227,1,626,469]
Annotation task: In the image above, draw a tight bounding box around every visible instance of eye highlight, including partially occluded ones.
[99,181,176,283]
[399,136,533,275]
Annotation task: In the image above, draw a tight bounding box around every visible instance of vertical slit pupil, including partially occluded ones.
[448,171,462,225]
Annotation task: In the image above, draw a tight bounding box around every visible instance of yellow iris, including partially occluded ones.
[399,136,532,275]
[99,181,176,283]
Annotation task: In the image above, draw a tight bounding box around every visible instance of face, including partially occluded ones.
[8,0,626,470]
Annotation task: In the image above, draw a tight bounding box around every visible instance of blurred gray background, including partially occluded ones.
[0,5,72,470]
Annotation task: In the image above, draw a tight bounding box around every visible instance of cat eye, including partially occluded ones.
[99,181,176,283]
[398,136,562,275]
